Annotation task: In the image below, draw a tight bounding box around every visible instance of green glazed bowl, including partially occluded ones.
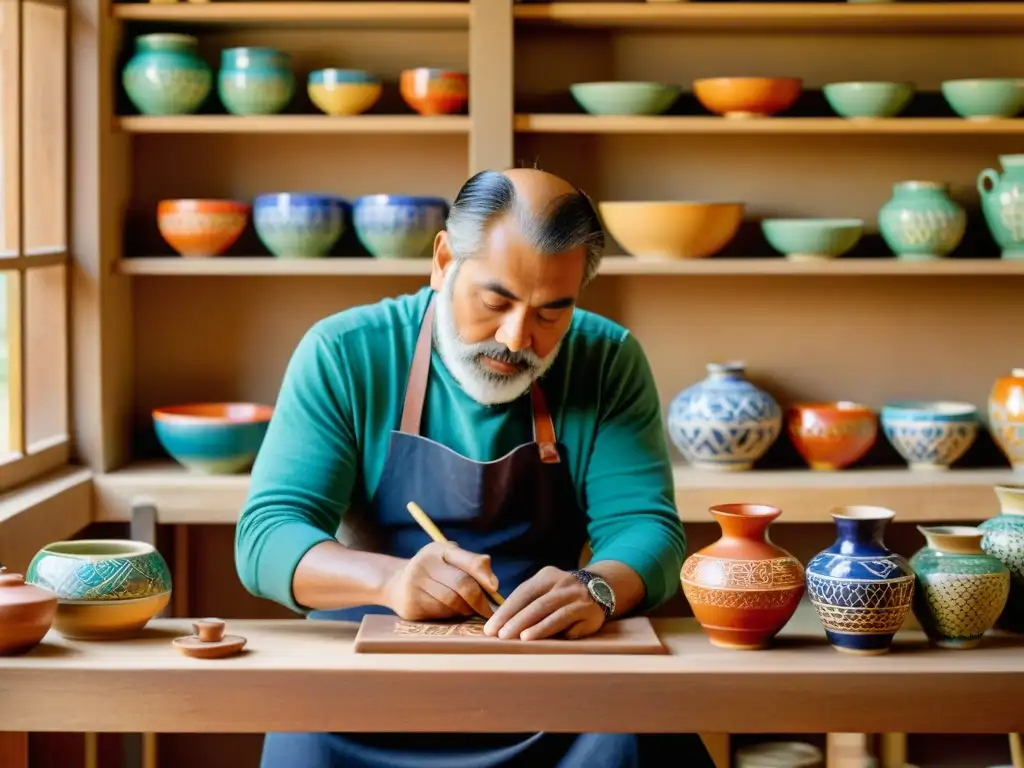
[941,79,1024,120]
[823,81,914,119]
[761,218,864,261]
[569,82,680,116]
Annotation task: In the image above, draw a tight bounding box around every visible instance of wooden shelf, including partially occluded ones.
[514,115,1024,135]
[117,115,471,135]
[513,2,1024,33]
[112,2,471,29]
[93,461,1016,525]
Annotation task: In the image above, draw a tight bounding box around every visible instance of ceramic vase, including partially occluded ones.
[878,181,966,260]
[988,368,1024,471]
[667,362,782,471]
[978,484,1024,633]
[122,33,212,116]
[977,154,1024,259]
[681,503,805,649]
[909,526,1010,649]
[218,47,294,116]
[806,506,915,655]
[786,401,877,471]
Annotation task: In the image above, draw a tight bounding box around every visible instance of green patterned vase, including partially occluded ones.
[122,33,212,116]
[978,485,1024,633]
[878,181,966,260]
[910,525,1010,649]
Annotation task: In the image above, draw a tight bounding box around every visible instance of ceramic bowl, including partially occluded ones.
[157,199,250,258]
[218,47,294,115]
[787,401,878,471]
[693,77,802,119]
[26,540,172,640]
[253,193,350,258]
[569,81,680,116]
[153,402,274,474]
[761,218,864,261]
[400,68,468,115]
[122,33,212,116]
[598,201,744,260]
[352,194,448,259]
[308,69,382,116]
[823,81,915,119]
[880,401,979,471]
[941,78,1024,120]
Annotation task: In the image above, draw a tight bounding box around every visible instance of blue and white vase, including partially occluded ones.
[806,506,916,655]
[666,361,781,471]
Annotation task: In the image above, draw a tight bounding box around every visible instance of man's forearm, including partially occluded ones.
[585,559,646,618]
[292,540,407,611]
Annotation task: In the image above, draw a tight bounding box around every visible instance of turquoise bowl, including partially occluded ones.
[352,195,449,259]
[253,193,350,258]
[761,218,864,261]
[941,79,1024,120]
[880,401,979,471]
[569,82,681,116]
[152,402,273,474]
[122,33,212,116]
[218,47,294,116]
[823,81,914,119]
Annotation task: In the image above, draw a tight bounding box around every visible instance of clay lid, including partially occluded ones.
[0,566,58,608]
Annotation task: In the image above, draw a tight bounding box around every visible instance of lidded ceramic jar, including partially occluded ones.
[681,503,805,649]
[910,525,1010,649]
[977,154,1024,259]
[878,181,966,260]
[988,368,1024,471]
[122,33,212,116]
[218,47,294,116]
[0,566,58,655]
[805,506,915,655]
[978,484,1024,633]
[666,361,781,471]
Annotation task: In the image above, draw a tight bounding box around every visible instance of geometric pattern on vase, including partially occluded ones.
[882,421,977,465]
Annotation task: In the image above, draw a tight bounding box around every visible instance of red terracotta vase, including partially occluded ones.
[681,503,805,649]
[787,401,878,471]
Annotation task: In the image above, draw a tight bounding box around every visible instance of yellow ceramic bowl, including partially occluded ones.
[598,201,745,260]
[308,69,382,116]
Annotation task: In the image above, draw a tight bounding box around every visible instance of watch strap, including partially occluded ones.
[570,569,615,618]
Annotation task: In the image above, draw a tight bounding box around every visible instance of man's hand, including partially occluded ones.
[482,566,605,641]
[382,541,499,621]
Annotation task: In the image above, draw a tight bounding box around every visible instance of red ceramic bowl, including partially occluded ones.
[157,199,250,258]
[400,68,469,116]
[787,401,878,471]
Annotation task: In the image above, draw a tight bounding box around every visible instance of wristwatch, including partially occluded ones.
[570,569,616,618]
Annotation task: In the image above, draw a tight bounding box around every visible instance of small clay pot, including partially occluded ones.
[0,566,58,655]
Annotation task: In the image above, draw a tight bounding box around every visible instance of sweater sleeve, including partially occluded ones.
[234,328,359,613]
[583,332,687,612]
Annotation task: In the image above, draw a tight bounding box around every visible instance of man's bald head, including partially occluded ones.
[444,168,605,285]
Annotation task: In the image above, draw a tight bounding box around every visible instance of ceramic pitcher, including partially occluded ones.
[978,154,1024,259]
[878,181,966,260]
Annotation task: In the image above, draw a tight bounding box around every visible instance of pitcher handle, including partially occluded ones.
[978,168,1000,197]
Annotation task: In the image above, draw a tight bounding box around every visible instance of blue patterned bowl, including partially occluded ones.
[881,400,979,471]
[352,194,448,259]
[26,539,172,640]
[153,402,273,474]
[254,193,350,258]
[218,47,294,115]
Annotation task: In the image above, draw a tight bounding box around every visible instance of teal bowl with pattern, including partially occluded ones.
[823,81,914,119]
[26,540,173,640]
[569,81,681,116]
[941,79,1024,120]
[761,218,864,261]
[218,47,294,116]
[153,402,273,474]
[122,33,212,116]
[880,401,979,471]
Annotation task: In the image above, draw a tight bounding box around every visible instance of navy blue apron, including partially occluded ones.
[260,295,714,768]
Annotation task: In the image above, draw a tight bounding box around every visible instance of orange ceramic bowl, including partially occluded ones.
[157,199,250,258]
[693,77,803,119]
[787,401,878,471]
[598,201,744,260]
[152,403,273,475]
[400,68,469,116]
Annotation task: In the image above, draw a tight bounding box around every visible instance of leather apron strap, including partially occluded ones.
[399,294,560,464]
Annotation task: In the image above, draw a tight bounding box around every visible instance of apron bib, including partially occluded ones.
[260,295,714,768]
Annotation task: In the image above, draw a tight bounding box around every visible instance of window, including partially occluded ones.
[0,0,70,491]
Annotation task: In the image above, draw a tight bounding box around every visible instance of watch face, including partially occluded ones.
[590,580,614,605]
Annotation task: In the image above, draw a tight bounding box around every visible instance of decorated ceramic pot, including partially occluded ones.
[400,68,468,115]
[0,566,57,655]
[910,526,1010,649]
[352,195,448,259]
[978,154,1024,259]
[681,503,805,650]
[308,69,382,116]
[153,403,273,474]
[157,199,249,258]
[253,193,349,258]
[26,540,172,640]
[878,181,966,260]
[880,400,979,471]
[122,33,212,116]
[806,506,915,655]
[978,484,1024,633]
[786,401,877,471]
[988,368,1024,470]
[218,47,294,116]
[667,362,781,471]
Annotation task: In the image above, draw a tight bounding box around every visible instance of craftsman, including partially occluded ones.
[234,167,714,767]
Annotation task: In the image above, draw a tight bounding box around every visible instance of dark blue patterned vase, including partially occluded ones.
[806,506,916,655]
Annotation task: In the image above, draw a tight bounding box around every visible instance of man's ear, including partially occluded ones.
[430,231,454,291]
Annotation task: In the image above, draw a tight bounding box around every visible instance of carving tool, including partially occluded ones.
[405,501,505,609]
